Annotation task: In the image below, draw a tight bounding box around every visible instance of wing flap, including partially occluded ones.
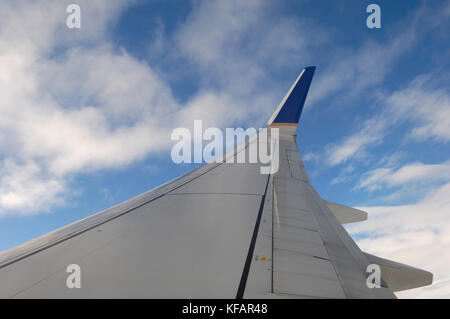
[364,253,433,292]
[324,200,368,224]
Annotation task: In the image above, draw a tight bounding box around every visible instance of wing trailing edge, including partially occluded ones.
[364,252,433,292]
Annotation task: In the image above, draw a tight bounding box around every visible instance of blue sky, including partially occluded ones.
[0,0,449,298]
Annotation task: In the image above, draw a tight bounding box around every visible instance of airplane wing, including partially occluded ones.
[0,67,432,298]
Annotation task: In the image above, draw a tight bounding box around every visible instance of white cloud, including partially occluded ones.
[0,159,65,214]
[309,3,450,170]
[308,35,414,107]
[0,0,324,215]
[386,74,450,142]
[307,2,450,108]
[346,181,450,298]
[303,152,320,162]
[321,71,450,169]
[175,0,323,73]
[172,0,326,122]
[357,161,450,191]
[330,164,355,185]
[324,118,386,166]
[0,1,152,215]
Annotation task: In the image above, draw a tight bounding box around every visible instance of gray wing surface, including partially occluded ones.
[0,66,432,298]
[0,158,270,298]
[244,137,396,298]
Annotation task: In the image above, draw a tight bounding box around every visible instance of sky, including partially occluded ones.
[0,0,449,298]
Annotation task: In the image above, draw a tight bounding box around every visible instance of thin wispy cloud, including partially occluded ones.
[357,161,450,191]
[324,118,387,167]
[320,70,450,169]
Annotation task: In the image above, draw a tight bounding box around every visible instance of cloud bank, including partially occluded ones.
[0,0,314,215]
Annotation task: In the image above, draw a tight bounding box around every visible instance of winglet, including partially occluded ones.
[267,66,315,126]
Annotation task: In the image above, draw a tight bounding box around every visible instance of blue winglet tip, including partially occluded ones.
[269,66,316,126]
